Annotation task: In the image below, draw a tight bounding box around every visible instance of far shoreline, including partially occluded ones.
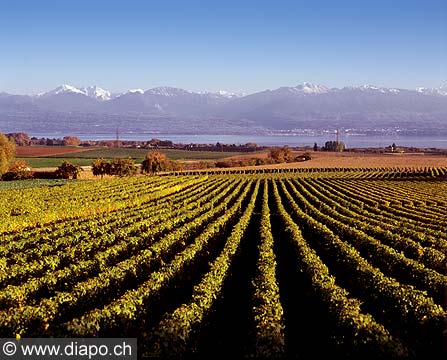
[21,132,447,151]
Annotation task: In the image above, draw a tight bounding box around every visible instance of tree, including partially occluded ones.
[141,151,169,174]
[92,158,111,179]
[109,158,137,177]
[313,142,318,152]
[149,138,173,147]
[55,161,81,179]
[7,132,31,146]
[63,136,81,146]
[269,146,294,163]
[322,141,346,152]
[0,132,16,176]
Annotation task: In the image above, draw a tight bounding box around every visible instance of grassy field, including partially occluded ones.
[49,147,251,160]
[17,146,253,168]
[16,157,95,168]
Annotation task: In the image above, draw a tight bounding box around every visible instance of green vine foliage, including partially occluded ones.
[0,171,445,358]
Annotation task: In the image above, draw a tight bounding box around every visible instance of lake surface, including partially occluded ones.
[28,132,447,149]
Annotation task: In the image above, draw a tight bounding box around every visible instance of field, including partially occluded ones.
[0,179,74,191]
[15,146,91,157]
[0,169,446,358]
[16,146,250,168]
[16,157,96,168]
[224,151,447,169]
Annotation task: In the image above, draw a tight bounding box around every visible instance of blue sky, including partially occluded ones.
[1,0,446,94]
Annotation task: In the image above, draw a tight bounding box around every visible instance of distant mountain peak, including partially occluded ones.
[125,89,145,95]
[359,84,379,90]
[41,84,86,96]
[274,82,329,95]
[128,89,144,94]
[342,84,401,94]
[82,85,111,101]
[197,89,244,99]
[2,82,447,138]
[297,82,329,94]
[145,86,193,97]
[40,84,111,100]
[215,89,243,98]
[417,86,447,96]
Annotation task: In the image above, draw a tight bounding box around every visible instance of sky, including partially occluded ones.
[1,0,446,95]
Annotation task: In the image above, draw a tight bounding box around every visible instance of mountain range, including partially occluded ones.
[1,82,447,136]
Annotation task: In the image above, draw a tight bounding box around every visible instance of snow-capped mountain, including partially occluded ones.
[124,89,145,95]
[40,84,111,101]
[144,86,193,97]
[82,86,111,101]
[266,82,330,96]
[1,82,447,136]
[40,84,86,97]
[39,85,244,102]
[214,82,447,131]
[416,86,447,96]
[293,82,330,94]
[215,90,244,98]
[344,85,401,94]
[24,82,447,100]
[198,90,244,99]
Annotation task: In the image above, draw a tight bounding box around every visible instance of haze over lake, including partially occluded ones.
[27,132,447,149]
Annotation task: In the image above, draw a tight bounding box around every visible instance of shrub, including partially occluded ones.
[254,158,267,166]
[2,160,33,180]
[141,151,182,173]
[141,152,168,173]
[269,146,294,163]
[63,136,82,146]
[92,158,111,178]
[110,158,137,177]
[55,161,81,179]
[215,160,233,168]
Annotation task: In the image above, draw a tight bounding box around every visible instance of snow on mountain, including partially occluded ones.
[343,85,401,94]
[82,86,111,101]
[126,89,145,95]
[197,90,244,99]
[113,89,145,99]
[295,82,329,94]
[28,83,447,101]
[144,86,193,97]
[2,82,447,136]
[273,82,330,96]
[358,84,380,91]
[216,90,242,98]
[41,84,86,97]
[417,86,447,96]
[40,84,111,100]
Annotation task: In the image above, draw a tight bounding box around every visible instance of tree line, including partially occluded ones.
[33,152,181,180]
[1,130,347,181]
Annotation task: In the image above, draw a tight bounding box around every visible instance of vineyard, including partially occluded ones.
[0,168,446,358]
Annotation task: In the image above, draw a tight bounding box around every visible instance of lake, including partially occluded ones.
[28,132,447,149]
